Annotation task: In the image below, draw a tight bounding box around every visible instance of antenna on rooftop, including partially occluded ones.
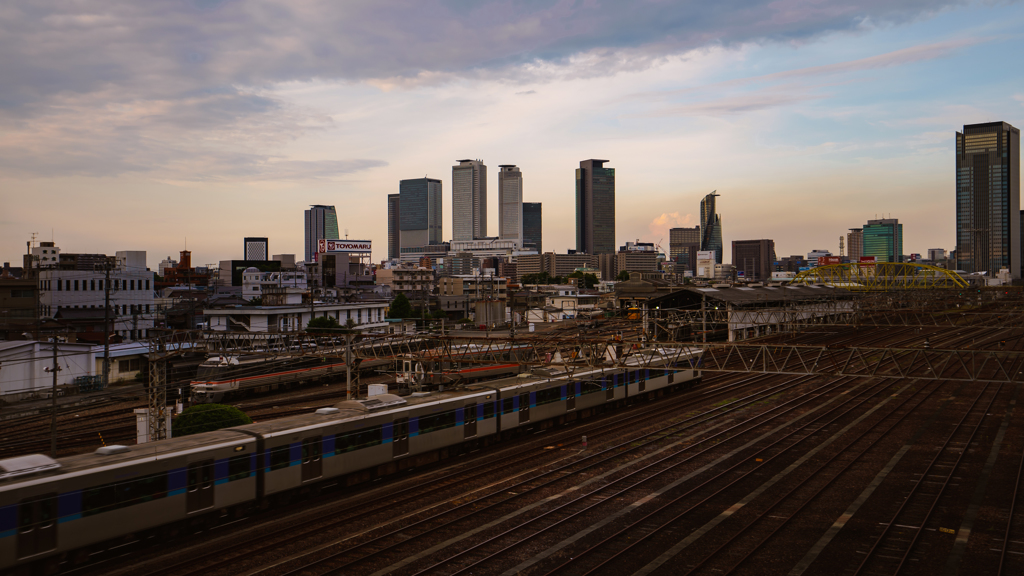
[345,228,349,239]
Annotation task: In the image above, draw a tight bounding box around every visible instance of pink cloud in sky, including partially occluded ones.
[648,212,695,241]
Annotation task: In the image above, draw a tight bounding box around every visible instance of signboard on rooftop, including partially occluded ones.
[818,256,842,266]
[317,239,372,253]
[697,251,715,260]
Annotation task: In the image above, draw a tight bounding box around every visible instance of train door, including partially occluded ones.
[639,370,646,393]
[464,403,478,439]
[17,494,57,559]
[518,392,531,424]
[393,417,410,457]
[606,375,615,400]
[187,460,215,513]
[301,436,323,482]
[566,384,576,411]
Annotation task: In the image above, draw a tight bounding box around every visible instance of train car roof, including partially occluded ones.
[0,429,256,488]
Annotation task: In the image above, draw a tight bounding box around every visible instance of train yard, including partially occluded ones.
[5,288,1024,575]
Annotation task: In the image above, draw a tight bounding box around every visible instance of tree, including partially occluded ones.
[173,404,252,437]
[248,296,263,306]
[568,271,600,289]
[307,315,340,332]
[431,309,448,320]
[616,270,632,281]
[389,293,413,318]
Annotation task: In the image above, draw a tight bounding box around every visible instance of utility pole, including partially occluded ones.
[47,336,62,457]
[101,264,112,388]
[345,332,354,400]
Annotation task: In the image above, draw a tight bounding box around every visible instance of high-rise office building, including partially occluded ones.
[847,228,863,260]
[399,178,443,252]
[452,159,487,241]
[498,165,523,242]
[732,239,776,281]
[304,205,339,263]
[700,191,723,264]
[576,159,616,255]
[863,218,903,263]
[244,237,269,261]
[387,193,401,260]
[669,226,701,272]
[956,122,1021,277]
[523,202,542,254]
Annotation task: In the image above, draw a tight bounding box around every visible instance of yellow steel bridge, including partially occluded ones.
[790,262,969,291]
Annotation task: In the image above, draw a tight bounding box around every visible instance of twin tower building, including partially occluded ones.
[389,159,611,261]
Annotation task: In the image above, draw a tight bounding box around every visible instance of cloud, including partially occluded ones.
[648,212,695,240]
[0,0,969,179]
[516,90,537,95]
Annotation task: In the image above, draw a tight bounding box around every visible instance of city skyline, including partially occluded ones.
[2,2,1024,267]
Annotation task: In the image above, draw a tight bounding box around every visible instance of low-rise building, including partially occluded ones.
[205,299,389,333]
[375,266,434,297]
[242,268,308,299]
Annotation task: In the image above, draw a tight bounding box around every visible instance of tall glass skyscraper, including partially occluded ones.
[576,159,615,255]
[523,202,542,254]
[399,177,442,250]
[700,191,723,264]
[304,205,339,262]
[498,165,523,242]
[387,194,400,260]
[862,218,902,263]
[452,159,487,241]
[956,122,1020,278]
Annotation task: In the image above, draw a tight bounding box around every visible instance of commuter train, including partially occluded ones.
[0,348,700,574]
[190,343,533,403]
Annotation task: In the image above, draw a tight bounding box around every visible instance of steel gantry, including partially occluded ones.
[791,262,969,291]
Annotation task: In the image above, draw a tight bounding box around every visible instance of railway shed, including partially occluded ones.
[646,284,856,341]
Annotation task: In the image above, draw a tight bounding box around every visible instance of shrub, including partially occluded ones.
[173,404,253,437]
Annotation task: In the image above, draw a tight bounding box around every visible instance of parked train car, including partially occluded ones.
[1,348,700,574]
[190,355,392,403]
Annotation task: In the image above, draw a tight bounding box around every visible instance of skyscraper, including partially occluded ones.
[523,202,543,254]
[244,237,269,261]
[387,194,400,260]
[700,191,723,264]
[863,218,903,263]
[956,122,1021,277]
[452,159,487,241]
[498,165,523,242]
[304,205,339,263]
[399,178,443,250]
[670,226,701,272]
[847,228,863,260]
[576,159,616,255]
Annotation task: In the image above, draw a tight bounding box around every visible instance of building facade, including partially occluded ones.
[700,191,723,264]
[399,177,443,250]
[244,237,269,261]
[304,205,340,263]
[452,159,487,241]
[576,159,616,255]
[498,165,523,243]
[39,266,155,341]
[847,228,863,260]
[387,193,400,261]
[516,253,600,280]
[523,202,542,254]
[670,226,701,272]
[732,239,776,281]
[956,121,1021,277]
[862,218,903,263]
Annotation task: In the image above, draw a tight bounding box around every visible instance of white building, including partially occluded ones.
[205,301,389,333]
[498,164,523,243]
[241,268,308,299]
[0,341,96,400]
[157,256,179,276]
[38,252,156,341]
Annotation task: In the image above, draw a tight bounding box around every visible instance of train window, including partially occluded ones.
[502,398,514,415]
[537,387,561,406]
[336,426,383,454]
[228,454,251,481]
[483,400,495,420]
[269,445,292,471]
[582,381,603,395]
[419,410,457,434]
[83,485,117,517]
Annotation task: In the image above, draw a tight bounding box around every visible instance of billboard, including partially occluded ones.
[817,256,842,266]
[697,251,715,261]
[858,256,876,263]
[317,239,372,253]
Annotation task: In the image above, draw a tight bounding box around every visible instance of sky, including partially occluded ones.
[1,0,1023,268]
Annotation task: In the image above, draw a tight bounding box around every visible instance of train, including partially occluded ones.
[190,343,534,403]
[0,347,700,574]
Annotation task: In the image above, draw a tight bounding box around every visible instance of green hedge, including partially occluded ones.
[173,404,253,437]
